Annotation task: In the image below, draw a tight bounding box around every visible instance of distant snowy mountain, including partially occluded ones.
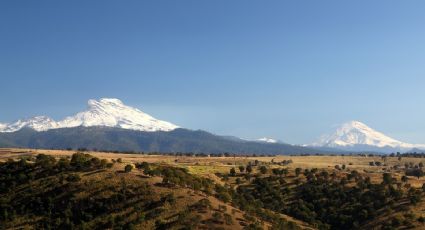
[0,98,179,133]
[57,98,178,131]
[310,121,425,152]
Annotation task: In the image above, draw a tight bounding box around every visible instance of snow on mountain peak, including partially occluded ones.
[0,116,59,132]
[310,120,420,150]
[89,98,124,107]
[0,98,179,133]
[58,98,179,131]
[257,137,278,143]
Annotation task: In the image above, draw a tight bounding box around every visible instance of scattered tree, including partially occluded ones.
[259,166,268,174]
[230,167,236,176]
[125,164,133,173]
[246,165,253,174]
[239,165,245,173]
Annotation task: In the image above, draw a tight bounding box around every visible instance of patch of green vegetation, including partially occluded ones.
[229,167,424,230]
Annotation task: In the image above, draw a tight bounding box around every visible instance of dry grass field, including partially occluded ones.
[2,148,424,188]
[1,148,425,229]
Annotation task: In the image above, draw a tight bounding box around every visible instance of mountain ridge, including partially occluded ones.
[2,99,424,154]
[0,126,326,155]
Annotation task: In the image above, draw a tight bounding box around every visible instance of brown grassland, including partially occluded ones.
[1,148,425,230]
[2,148,424,188]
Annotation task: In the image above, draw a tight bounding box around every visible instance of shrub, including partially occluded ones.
[383,173,393,184]
[124,164,133,173]
[401,175,408,183]
[406,168,424,179]
[246,165,253,174]
[212,212,223,223]
[239,165,245,173]
[259,166,268,174]
[236,178,242,184]
[224,213,233,225]
[66,173,81,182]
[230,167,236,176]
[295,168,302,177]
[36,154,56,168]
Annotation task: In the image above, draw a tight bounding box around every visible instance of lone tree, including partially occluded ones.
[238,165,245,173]
[259,166,268,174]
[246,165,253,174]
[406,168,425,179]
[383,173,393,184]
[295,168,302,177]
[401,175,409,183]
[229,167,236,176]
[272,168,280,176]
[124,164,133,173]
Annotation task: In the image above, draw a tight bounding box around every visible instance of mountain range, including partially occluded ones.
[0,98,178,133]
[0,98,423,154]
[0,98,321,154]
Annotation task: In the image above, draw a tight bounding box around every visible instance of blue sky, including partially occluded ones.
[1,1,424,144]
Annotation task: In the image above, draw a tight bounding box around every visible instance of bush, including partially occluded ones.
[259,166,268,174]
[36,154,56,168]
[230,167,236,176]
[224,213,233,225]
[239,165,245,173]
[406,168,424,179]
[236,178,242,184]
[124,164,133,173]
[295,168,302,177]
[212,212,223,223]
[401,175,408,183]
[66,173,81,182]
[246,165,253,174]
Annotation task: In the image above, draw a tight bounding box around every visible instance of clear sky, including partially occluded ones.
[1,1,424,144]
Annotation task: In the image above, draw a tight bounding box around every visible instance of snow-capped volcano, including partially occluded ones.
[0,98,179,133]
[57,98,178,131]
[310,121,425,152]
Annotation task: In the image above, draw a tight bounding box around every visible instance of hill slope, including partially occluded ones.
[0,153,303,230]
